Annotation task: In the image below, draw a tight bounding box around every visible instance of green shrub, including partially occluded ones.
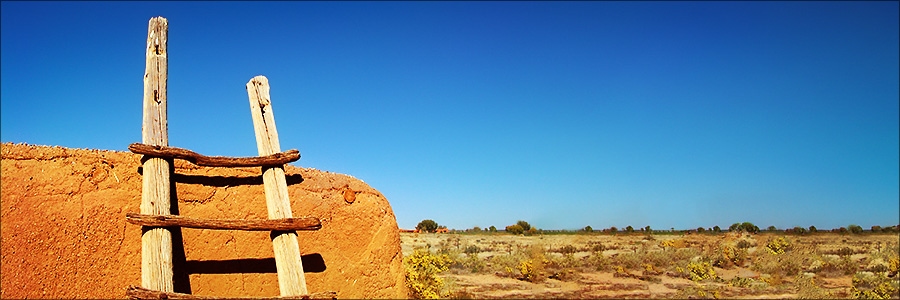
[613,252,642,270]
[459,253,485,273]
[584,251,612,271]
[730,276,756,288]
[796,275,831,299]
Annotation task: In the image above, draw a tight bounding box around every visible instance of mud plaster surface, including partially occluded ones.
[1,142,407,298]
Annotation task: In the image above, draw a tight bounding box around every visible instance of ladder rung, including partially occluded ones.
[129,143,300,167]
[126,213,321,231]
[126,286,336,299]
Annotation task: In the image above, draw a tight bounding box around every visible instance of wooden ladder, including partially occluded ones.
[125,17,334,300]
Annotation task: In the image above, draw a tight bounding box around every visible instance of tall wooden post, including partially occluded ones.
[140,16,174,293]
[246,76,308,296]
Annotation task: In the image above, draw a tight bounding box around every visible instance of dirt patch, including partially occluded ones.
[1,142,406,298]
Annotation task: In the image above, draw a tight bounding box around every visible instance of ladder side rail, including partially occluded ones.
[247,76,309,296]
[140,16,175,293]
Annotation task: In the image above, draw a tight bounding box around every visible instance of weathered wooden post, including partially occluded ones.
[246,76,308,296]
[140,16,174,293]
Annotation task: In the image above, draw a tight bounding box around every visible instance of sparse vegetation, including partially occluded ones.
[400,224,900,299]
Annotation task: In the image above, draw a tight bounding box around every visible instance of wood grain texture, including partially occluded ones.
[129,143,300,167]
[126,213,322,231]
[140,16,174,293]
[126,286,336,300]
[247,75,309,296]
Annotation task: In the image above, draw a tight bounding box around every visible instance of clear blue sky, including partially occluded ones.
[2,2,898,231]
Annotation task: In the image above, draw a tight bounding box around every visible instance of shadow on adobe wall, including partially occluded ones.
[185,254,326,274]
[137,166,306,187]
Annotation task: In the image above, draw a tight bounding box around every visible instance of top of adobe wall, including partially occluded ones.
[0,142,407,299]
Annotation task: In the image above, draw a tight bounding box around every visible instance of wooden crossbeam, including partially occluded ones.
[126,286,336,300]
[126,213,321,231]
[129,143,300,167]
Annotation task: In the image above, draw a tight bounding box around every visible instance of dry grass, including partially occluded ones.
[401,232,900,299]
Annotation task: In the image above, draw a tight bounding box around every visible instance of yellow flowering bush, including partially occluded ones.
[765,237,792,255]
[687,261,717,282]
[890,257,899,275]
[404,248,451,299]
[851,272,899,299]
[517,260,536,281]
[660,238,687,250]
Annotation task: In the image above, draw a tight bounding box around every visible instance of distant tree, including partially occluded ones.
[506,224,524,235]
[416,219,439,233]
[712,226,721,233]
[792,226,806,235]
[526,227,539,236]
[808,226,817,233]
[516,220,532,232]
[871,225,882,233]
[741,222,760,234]
[584,225,593,233]
[697,227,706,233]
[645,225,652,233]
[489,225,497,232]
[609,226,618,234]
[472,226,482,232]
[767,226,778,232]
[730,222,759,233]
[625,226,634,233]
[838,227,848,234]
[848,224,863,234]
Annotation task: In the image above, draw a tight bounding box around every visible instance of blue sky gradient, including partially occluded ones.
[2,2,898,231]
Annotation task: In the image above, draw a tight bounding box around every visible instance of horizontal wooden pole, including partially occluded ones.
[126,213,321,231]
[129,143,299,167]
[126,286,336,299]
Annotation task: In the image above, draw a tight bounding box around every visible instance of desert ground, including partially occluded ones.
[401,231,899,299]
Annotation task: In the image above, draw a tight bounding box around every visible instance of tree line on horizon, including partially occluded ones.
[414,219,900,235]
